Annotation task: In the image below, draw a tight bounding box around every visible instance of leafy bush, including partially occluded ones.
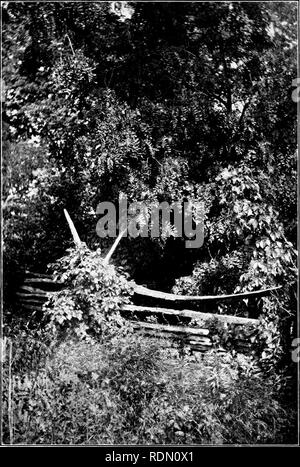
[44,245,135,341]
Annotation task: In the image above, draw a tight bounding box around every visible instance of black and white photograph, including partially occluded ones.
[1,0,299,448]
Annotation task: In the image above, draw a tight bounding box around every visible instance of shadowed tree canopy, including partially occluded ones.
[2,1,297,297]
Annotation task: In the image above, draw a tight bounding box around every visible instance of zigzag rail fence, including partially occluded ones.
[15,210,282,354]
[16,270,281,354]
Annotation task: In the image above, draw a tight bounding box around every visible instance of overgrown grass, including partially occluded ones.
[2,331,297,445]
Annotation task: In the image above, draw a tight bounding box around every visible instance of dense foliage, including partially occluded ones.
[2,1,298,445]
[3,1,297,288]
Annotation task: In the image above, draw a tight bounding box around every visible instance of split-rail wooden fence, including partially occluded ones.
[16,210,281,353]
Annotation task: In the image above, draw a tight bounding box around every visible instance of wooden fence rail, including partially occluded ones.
[122,304,258,326]
[134,284,281,303]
